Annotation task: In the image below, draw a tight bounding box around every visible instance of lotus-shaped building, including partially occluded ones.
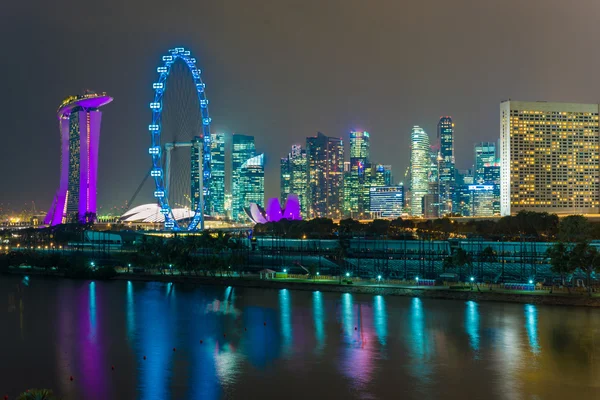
[245,194,302,224]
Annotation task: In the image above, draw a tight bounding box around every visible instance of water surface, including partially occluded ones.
[1,276,599,399]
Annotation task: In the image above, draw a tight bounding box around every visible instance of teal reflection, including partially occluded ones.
[89,282,96,339]
[279,289,292,354]
[126,281,135,340]
[137,285,174,400]
[407,298,432,380]
[373,295,387,345]
[465,301,479,353]
[313,291,325,353]
[525,304,540,353]
[342,293,354,338]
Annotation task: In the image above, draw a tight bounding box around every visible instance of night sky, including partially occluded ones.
[2,0,600,214]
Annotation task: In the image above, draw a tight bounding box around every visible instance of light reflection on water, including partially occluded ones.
[2,277,600,400]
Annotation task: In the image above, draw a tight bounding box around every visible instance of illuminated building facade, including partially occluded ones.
[500,101,600,216]
[44,91,112,225]
[240,153,265,217]
[306,132,344,219]
[474,142,496,184]
[369,185,404,218]
[454,169,473,216]
[190,136,203,213]
[410,126,430,217]
[469,185,496,217]
[280,144,308,218]
[209,133,225,216]
[437,117,455,215]
[232,134,255,221]
[348,131,370,217]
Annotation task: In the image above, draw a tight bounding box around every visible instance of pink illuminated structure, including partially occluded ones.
[44,91,113,225]
[245,194,302,224]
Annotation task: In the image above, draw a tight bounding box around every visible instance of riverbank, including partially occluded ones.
[110,273,600,307]
[5,269,600,307]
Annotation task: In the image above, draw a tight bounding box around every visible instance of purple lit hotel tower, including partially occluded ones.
[44,91,113,225]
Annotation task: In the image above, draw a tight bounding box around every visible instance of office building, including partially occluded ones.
[369,185,404,218]
[500,101,600,216]
[437,117,455,215]
[306,132,344,219]
[410,126,430,217]
[190,135,203,212]
[45,91,113,225]
[469,184,496,217]
[347,131,371,217]
[209,133,226,216]
[240,153,265,216]
[280,156,292,204]
[232,134,255,220]
[280,144,308,218]
[454,169,473,217]
[474,142,496,184]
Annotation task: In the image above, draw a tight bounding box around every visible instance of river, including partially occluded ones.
[0,276,599,399]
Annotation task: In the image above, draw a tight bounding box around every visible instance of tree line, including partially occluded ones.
[254,211,600,242]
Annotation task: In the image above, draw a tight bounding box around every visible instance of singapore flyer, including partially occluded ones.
[148,47,211,231]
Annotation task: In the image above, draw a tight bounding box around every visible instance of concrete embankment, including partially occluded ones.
[112,274,600,307]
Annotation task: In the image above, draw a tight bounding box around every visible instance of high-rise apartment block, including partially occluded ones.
[306,132,344,219]
[500,101,600,216]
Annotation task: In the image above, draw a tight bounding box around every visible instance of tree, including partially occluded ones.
[558,215,592,243]
[546,242,575,293]
[568,241,600,296]
[17,389,59,400]
[444,248,473,282]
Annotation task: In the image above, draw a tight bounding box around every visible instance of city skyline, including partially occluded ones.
[5,0,599,212]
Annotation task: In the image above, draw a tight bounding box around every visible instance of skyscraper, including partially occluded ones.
[280,144,308,218]
[232,134,255,221]
[474,142,496,184]
[209,133,225,216]
[347,131,370,217]
[190,136,203,213]
[454,169,474,216]
[240,153,265,214]
[306,132,344,219]
[437,117,455,215]
[280,156,292,204]
[45,91,112,225]
[369,185,404,218]
[410,126,430,217]
[500,101,600,216]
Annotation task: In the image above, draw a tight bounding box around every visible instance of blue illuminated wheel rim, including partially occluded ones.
[148,47,211,231]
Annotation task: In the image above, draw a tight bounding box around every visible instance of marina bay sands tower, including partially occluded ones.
[44,91,113,225]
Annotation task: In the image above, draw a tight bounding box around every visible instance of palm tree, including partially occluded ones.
[17,389,59,400]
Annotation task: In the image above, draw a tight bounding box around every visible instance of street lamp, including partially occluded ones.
[528,279,533,285]
[377,275,382,281]
[346,272,350,277]
[283,268,287,273]
[470,277,474,282]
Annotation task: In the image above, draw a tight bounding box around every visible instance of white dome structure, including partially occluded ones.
[121,204,195,223]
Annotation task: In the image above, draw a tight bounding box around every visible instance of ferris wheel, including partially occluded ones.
[148,47,211,231]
